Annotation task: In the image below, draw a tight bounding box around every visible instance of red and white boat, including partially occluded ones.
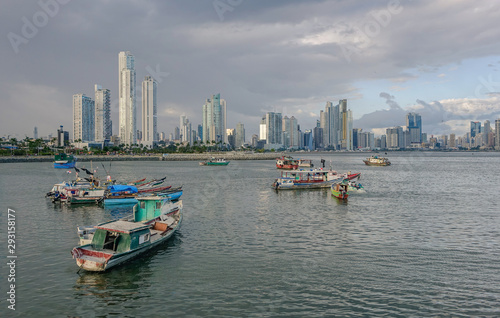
[272,168,360,190]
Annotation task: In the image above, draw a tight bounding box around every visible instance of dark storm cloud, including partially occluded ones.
[2,0,500,138]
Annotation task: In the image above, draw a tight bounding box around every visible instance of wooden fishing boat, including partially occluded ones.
[331,181,349,199]
[127,178,147,186]
[137,185,172,193]
[363,155,391,166]
[72,197,183,271]
[61,188,106,205]
[199,158,230,166]
[137,177,166,189]
[54,153,77,169]
[298,159,314,168]
[272,168,361,190]
[103,187,183,206]
[276,156,299,170]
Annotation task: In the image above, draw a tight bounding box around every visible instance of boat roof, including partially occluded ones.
[95,220,149,234]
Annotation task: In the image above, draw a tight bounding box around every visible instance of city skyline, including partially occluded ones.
[2,1,500,139]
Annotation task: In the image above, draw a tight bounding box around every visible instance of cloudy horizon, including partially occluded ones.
[2,0,500,140]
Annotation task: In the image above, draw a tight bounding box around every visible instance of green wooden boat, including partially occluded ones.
[199,158,230,166]
[72,196,182,271]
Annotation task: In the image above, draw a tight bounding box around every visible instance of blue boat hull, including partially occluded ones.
[104,198,138,206]
[54,161,77,169]
[165,191,182,200]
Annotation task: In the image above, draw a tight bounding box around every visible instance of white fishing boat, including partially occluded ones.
[272,168,361,190]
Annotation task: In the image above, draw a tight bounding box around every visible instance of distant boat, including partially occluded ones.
[127,178,147,186]
[54,153,77,169]
[72,196,183,272]
[363,155,391,166]
[276,156,313,169]
[199,158,230,166]
[276,155,299,169]
[347,180,365,193]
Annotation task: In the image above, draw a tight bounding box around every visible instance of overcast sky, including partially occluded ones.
[2,0,500,139]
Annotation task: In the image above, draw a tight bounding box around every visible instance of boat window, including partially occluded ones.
[139,233,150,244]
[156,202,161,209]
[140,201,146,209]
[103,232,120,251]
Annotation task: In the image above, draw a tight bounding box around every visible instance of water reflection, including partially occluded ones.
[72,234,183,315]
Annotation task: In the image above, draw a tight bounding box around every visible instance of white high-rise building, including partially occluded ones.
[95,84,111,142]
[141,76,157,147]
[259,117,267,141]
[118,51,136,146]
[180,115,192,144]
[73,94,95,142]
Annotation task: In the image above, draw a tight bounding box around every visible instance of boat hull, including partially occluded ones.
[200,162,230,166]
[331,190,349,199]
[273,180,337,190]
[54,161,77,169]
[363,160,391,166]
[276,164,298,170]
[103,198,139,206]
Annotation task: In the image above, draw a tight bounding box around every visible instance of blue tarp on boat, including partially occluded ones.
[107,185,138,193]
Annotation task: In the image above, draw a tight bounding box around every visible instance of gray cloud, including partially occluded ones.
[2,0,500,138]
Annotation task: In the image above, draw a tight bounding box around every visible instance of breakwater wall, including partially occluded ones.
[0,153,279,163]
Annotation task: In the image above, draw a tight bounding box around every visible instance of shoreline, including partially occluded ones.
[1,149,498,164]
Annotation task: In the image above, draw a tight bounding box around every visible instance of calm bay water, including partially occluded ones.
[1,152,500,317]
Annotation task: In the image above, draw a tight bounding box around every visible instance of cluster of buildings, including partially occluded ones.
[72,51,158,149]
[56,49,500,152]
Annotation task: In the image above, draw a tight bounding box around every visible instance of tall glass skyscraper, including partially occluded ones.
[406,112,422,144]
[265,112,282,146]
[141,76,157,146]
[470,121,481,138]
[118,51,136,146]
[94,84,111,142]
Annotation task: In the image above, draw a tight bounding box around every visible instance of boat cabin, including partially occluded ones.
[133,196,168,222]
[278,169,339,182]
[91,220,151,253]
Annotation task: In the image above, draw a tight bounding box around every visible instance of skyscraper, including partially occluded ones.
[180,115,192,144]
[95,84,111,142]
[259,116,267,141]
[33,126,38,139]
[265,112,282,146]
[483,120,490,146]
[470,121,481,138]
[142,76,157,147]
[202,93,227,144]
[406,112,422,144]
[339,99,353,150]
[495,119,500,150]
[235,122,245,148]
[320,101,340,149]
[73,94,95,142]
[118,51,136,146]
